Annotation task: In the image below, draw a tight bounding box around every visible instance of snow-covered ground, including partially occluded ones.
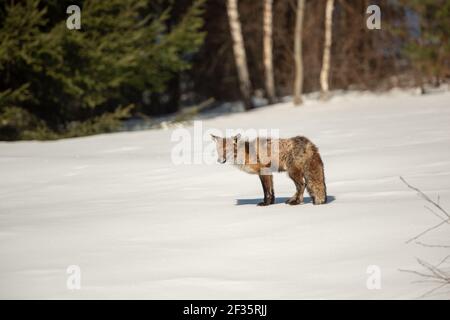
[1,90,449,299]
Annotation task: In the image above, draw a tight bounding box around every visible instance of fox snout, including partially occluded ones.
[211,133,240,165]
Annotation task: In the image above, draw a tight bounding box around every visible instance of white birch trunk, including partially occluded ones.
[320,0,334,99]
[263,0,276,104]
[226,0,254,109]
[293,0,305,106]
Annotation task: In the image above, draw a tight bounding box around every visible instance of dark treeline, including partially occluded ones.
[193,0,447,101]
[0,0,448,140]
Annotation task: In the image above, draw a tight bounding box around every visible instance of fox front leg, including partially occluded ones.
[258,174,275,206]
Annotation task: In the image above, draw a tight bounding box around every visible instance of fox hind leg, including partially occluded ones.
[305,152,327,205]
[286,168,305,205]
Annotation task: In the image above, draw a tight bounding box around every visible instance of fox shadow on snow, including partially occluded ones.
[236,195,336,206]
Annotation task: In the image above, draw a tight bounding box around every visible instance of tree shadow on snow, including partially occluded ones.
[235,195,336,206]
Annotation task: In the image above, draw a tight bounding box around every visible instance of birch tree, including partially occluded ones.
[226,0,254,109]
[263,0,276,104]
[293,0,305,106]
[319,0,334,99]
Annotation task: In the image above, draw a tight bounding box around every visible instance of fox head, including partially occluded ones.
[210,133,241,164]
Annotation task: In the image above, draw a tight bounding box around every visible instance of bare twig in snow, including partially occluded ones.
[406,220,449,244]
[415,241,450,249]
[398,267,439,279]
[424,205,447,222]
[399,176,450,243]
[419,282,449,299]
[400,257,450,298]
[400,176,450,219]
[435,255,450,268]
[399,176,450,298]
[416,258,449,281]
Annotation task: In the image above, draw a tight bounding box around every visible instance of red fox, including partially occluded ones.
[211,134,327,206]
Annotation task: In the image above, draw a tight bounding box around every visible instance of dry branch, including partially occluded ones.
[399,176,450,298]
[400,176,450,244]
[400,176,450,219]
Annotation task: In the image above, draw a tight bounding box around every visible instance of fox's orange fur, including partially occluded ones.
[211,134,327,206]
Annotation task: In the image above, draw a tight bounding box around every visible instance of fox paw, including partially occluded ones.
[258,195,275,206]
[285,198,302,205]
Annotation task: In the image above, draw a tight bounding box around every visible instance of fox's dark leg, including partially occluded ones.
[286,168,305,205]
[258,174,275,206]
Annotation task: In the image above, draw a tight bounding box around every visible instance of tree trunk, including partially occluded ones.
[293,0,305,106]
[320,0,334,100]
[263,0,276,104]
[226,0,254,110]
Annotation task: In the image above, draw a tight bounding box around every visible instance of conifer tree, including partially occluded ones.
[0,0,205,140]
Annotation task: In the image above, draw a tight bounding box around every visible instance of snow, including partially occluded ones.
[1,90,449,299]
